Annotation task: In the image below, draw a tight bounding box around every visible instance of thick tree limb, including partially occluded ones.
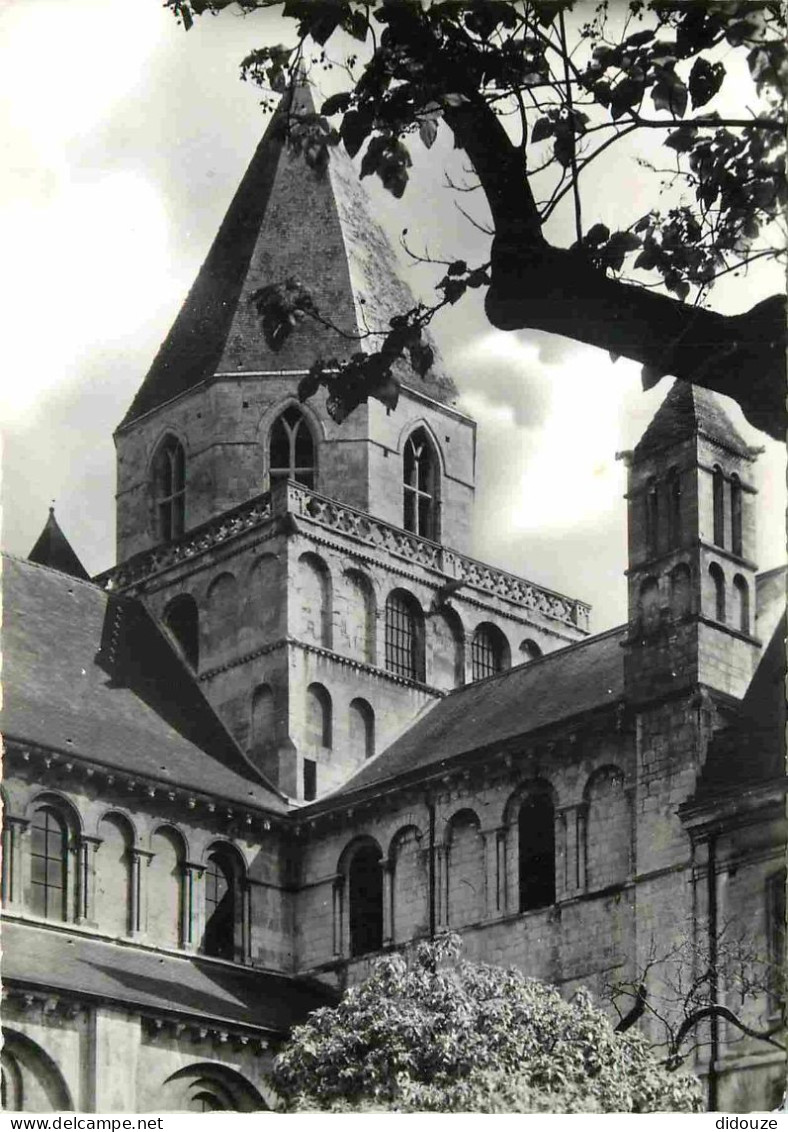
[487,232,786,441]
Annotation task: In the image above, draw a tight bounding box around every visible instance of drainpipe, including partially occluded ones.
[707,834,719,1112]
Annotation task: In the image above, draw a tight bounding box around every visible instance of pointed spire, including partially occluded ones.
[121,80,456,428]
[635,380,755,461]
[28,508,90,580]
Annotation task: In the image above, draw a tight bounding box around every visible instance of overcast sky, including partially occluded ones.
[2,0,784,632]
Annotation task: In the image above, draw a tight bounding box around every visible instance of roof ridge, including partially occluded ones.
[2,549,102,591]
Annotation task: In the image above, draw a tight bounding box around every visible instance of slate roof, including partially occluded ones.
[1,554,286,811]
[2,920,334,1035]
[28,508,90,581]
[333,626,627,797]
[635,380,753,459]
[121,82,456,428]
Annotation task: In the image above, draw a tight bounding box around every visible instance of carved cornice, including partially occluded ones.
[98,482,590,632]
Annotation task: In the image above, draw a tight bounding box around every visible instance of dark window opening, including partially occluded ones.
[667,467,681,549]
[349,844,383,957]
[645,478,659,557]
[270,407,315,488]
[303,758,317,802]
[403,429,439,540]
[731,475,743,557]
[163,594,199,669]
[518,795,555,912]
[709,563,726,623]
[385,591,423,681]
[712,466,725,548]
[203,853,235,961]
[31,807,67,921]
[153,436,186,542]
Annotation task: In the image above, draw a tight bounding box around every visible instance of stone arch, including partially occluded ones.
[519,638,543,661]
[95,811,135,937]
[1,1030,74,1112]
[205,572,238,658]
[250,683,276,757]
[583,765,630,891]
[247,554,280,641]
[732,573,750,634]
[297,552,333,648]
[162,593,199,669]
[445,808,484,928]
[429,605,464,690]
[26,792,83,922]
[503,780,556,914]
[341,568,376,664]
[712,464,725,547]
[709,562,726,622]
[148,824,187,949]
[639,575,660,634]
[348,697,375,761]
[155,1062,267,1112]
[389,823,428,944]
[200,840,247,962]
[268,404,317,490]
[306,683,332,748]
[149,430,187,543]
[338,835,384,958]
[402,424,442,541]
[669,562,692,619]
[730,474,743,557]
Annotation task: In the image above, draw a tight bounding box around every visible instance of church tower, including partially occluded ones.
[104,81,590,801]
[623,379,762,704]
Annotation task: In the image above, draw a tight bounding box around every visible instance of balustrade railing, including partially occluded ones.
[98,481,590,630]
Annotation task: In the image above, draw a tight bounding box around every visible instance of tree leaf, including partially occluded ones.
[341,109,371,158]
[419,117,439,149]
[322,91,352,117]
[530,117,555,143]
[688,57,725,109]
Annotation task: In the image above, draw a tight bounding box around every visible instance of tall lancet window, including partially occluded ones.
[270,407,315,488]
[153,435,186,542]
[403,428,439,540]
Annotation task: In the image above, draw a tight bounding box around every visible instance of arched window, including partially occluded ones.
[298,553,332,649]
[306,683,332,748]
[202,848,239,962]
[669,563,692,619]
[385,590,424,681]
[639,576,660,634]
[731,474,743,557]
[270,406,315,488]
[712,466,725,548]
[520,639,542,661]
[403,428,439,540]
[95,814,133,937]
[470,623,510,681]
[519,794,555,912]
[709,562,726,623]
[348,843,383,957]
[645,477,659,557]
[163,594,199,670]
[666,466,681,549]
[349,698,375,760]
[148,827,184,949]
[153,435,185,542]
[733,574,750,635]
[30,807,68,921]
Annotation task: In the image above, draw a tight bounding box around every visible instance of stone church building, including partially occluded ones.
[2,85,785,1113]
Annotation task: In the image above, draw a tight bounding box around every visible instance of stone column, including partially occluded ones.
[576,803,589,892]
[2,816,29,908]
[129,848,153,937]
[434,846,448,928]
[181,861,204,951]
[482,828,502,920]
[77,835,102,925]
[332,875,344,957]
[381,859,394,945]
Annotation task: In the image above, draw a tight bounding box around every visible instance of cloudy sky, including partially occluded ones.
[2,0,784,632]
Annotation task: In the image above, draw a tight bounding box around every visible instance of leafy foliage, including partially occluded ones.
[167,0,786,438]
[272,934,702,1113]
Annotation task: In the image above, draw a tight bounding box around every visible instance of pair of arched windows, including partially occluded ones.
[645,469,682,558]
[712,466,743,557]
[709,564,750,633]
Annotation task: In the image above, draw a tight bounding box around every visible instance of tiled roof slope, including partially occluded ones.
[1,554,286,811]
[121,83,456,427]
[28,508,90,581]
[334,626,627,796]
[2,921,334,1035]
[635,380,753,459]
